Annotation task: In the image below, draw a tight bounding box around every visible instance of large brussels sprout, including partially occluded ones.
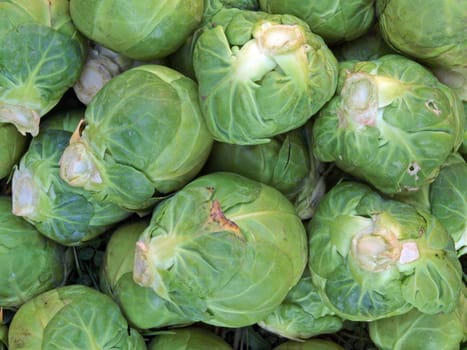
[258,270,343,340]
[273,339,345,350]
[205,122,325,219]
[313,55,464,194]
[308,181,462,321]
[461,102,467,155]
[100,219,195,330]
[369,289,466,350]
[193,8,338,145]
[148,327,232,350]
[0,123,28,180]
[59,65,213,211]
[12,127,131,246]
[0,0,86,136]
[377,0,467,100]
[70,0,204,60]
[134,172,308,327]
[0,197,71,309]
[8,285,146,350]
[259,0,375,44]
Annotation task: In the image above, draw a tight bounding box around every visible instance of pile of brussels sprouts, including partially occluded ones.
[1,0,466,349]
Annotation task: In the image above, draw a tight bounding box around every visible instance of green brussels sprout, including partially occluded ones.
[332,26,395,62]
[0,0,86,136]
[8,285,146,350]
[205,122,325,219]
[193,8,338,145]
[70,0,204,60]
[0,123,28,180]
[259,0,375,44]
[369,289,466,350]
[12,126,131,246]
[258,270,343,340]
[59,65,213,211]
[0,196,71,309]
[100,219,196,330]
[148,327,232,350]
[273,339,345,350]
[313,54,464,194]
[398,154,467,256]
[377,0,467,99]
[308,181,462,321]
[40,109,84,133]
[134,172,307,327]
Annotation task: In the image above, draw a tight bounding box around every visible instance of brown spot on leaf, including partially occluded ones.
[209,200,242,238]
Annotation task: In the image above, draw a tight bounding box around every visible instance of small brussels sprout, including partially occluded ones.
[0,0,86,136]
[100,219,196,330]
[313,54,465,194]
[134,172,307,327]
[12,126,130,246]
[258,270,343,340]
[205,122,325,219]
[399,154,467,256]
[0,197,71,309]
[369,289,466,350]
[70,0,204,60]
[59,65,213,211]
[0,123,28,180]
[148,327,232,350]
[273,339,345,350]
[193,8,338,144]
[259,0,375,44]
[377,0,466,97]
[308,181,462,321]
[8,285,146,350]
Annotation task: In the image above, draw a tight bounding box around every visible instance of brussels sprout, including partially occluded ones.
[313,54,464,194]
[273,339,345,350]
[399,154,467,256]
[258,270,343,340]
[0,0,86,136]
[134,172,307,327]
[0,123,28,180]
[59,65,213,211]
[0,196,71,309]
[70,0,204,60]
[332,26,395,62]
[100,219,196,330]
[148,327,233,350]
[259,0,375,44]
[8,285,146,350]
[377,0,466,98]
[308,181,462,321]
[205,122,325,219]
[369,289,466,350]
[12,125,130,246]
[193,8,338,145]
